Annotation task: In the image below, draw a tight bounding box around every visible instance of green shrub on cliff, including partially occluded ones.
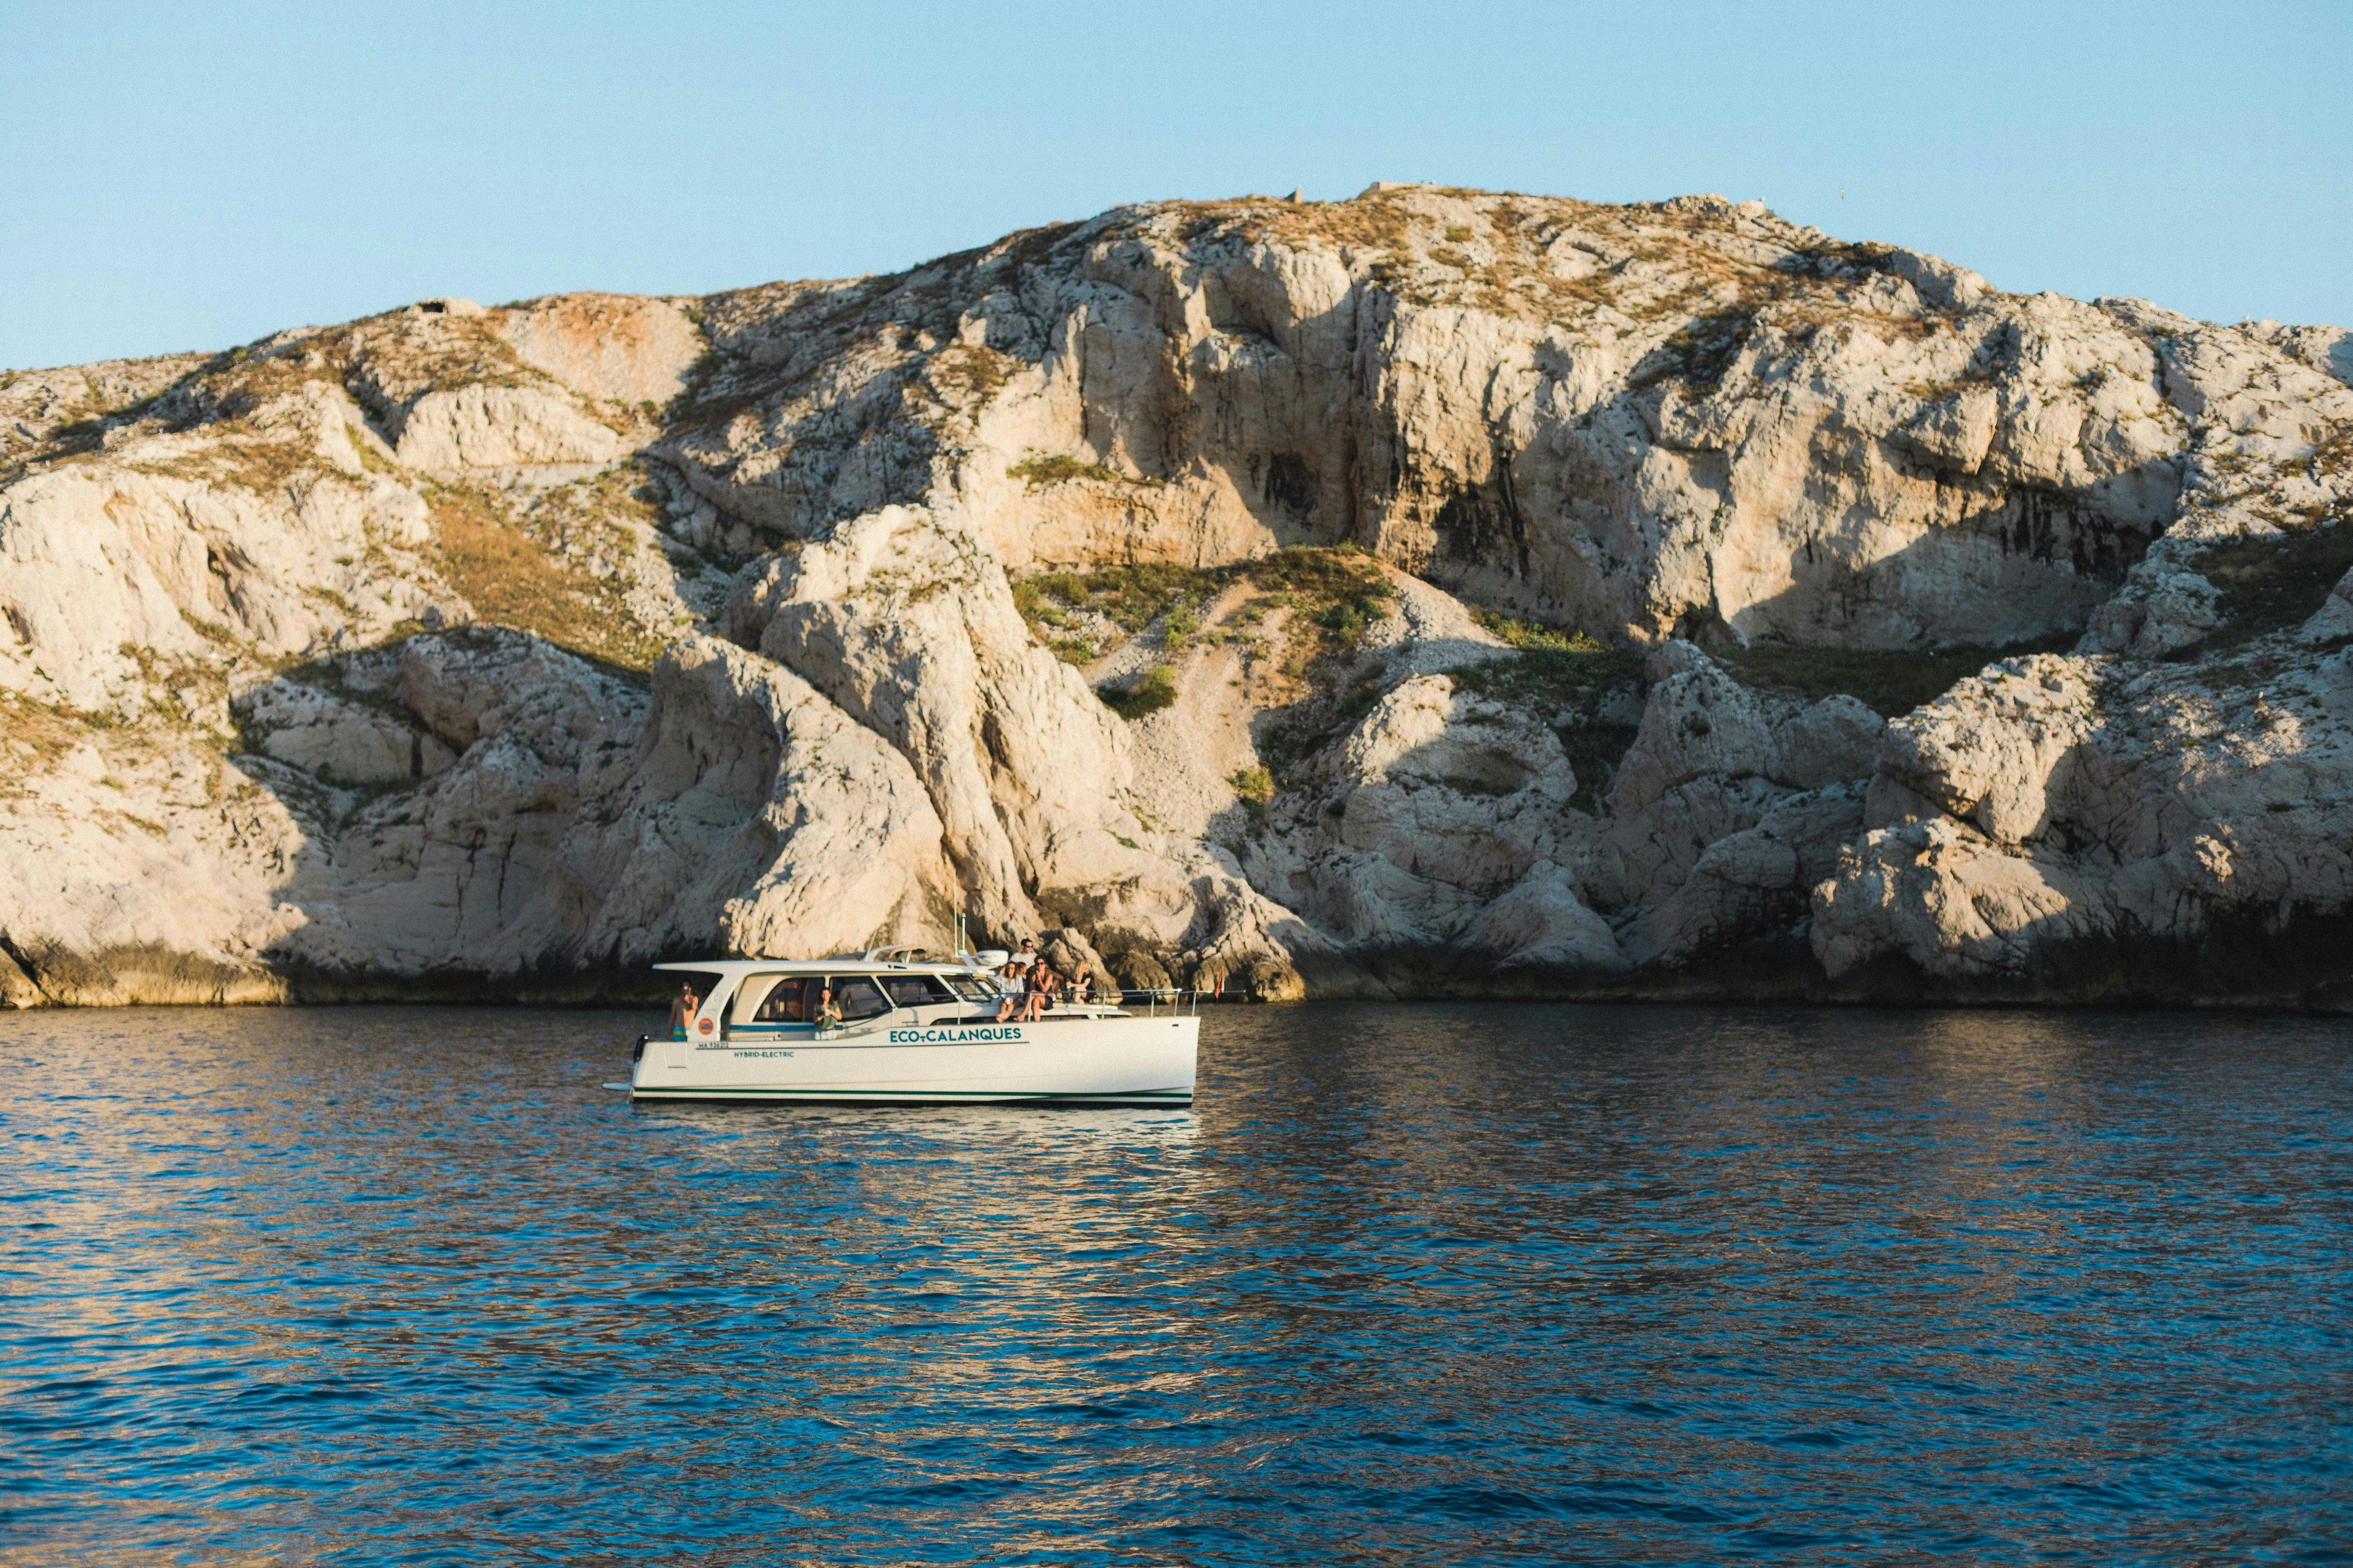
[1099,665,1179,720]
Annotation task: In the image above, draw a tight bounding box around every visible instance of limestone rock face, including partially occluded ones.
[235,681,459,783]
[725,504,1162,944]
[658,191,2227,660]
[2080,306,2353,659]
[2302,567,2353,643]
[1811,644,2353,990]
[1870,654,2099,844]
[3,187,2350,1006]
[0,350,212,472]
[0,730,308,1005]
[1812,817,2106,980]
[0,389,446,709]
[605,637,956,965]
[1324,679,1586,939]
[227,629,956,983]
[390,386,627,471]
[497,293,705,408]
[1635,783,1869,966]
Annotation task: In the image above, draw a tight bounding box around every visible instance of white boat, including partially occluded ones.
[619,948,1198,1106]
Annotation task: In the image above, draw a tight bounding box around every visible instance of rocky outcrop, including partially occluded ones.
[724,505,1160,941]
[3,186,2350,1006]
[1812,644,2353,997]
[664,194,2202,657]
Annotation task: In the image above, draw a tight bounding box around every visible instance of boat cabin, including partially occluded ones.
[657,948,1123,1041]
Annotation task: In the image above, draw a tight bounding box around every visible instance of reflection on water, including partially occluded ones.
[2,1003,2348,1564]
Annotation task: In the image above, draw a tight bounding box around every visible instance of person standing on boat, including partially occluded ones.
[1010,937,1039,972]
[815,985,843,1033]
[667,982,700,1041]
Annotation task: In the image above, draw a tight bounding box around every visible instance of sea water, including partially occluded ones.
[2,1003,2347,1563]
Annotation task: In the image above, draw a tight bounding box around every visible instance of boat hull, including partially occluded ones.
[629,1013,1199,1106]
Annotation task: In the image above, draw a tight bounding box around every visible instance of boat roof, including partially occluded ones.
[654,953,987,979]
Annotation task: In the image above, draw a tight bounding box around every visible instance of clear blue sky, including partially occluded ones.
[4,0,2346,371]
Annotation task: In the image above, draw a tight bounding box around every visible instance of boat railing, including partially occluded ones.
[1127,989,1202,1017]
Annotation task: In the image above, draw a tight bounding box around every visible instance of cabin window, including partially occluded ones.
[731,975,809,1025]
[943,975,996,1002]
[881,975,956,1009]
[730,975,777,1025]
[827,977,892,1022]
[754,979,811,1022]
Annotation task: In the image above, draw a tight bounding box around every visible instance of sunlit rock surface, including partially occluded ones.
[2,186,2348,1005]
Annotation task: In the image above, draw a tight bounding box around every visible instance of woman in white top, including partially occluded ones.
[994,961,1026,1022]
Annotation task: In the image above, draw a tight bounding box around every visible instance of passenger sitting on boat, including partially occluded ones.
[1071,969,1092,1006]
[815,986,843,1032]
[1024,961,1058,1022]
[994,962,1025,1023]
[666,982,700,1040]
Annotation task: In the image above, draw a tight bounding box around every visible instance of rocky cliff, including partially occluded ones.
[4,186,2350,1007]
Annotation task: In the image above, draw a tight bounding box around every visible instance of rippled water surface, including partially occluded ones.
[4,1003,2350,1564]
